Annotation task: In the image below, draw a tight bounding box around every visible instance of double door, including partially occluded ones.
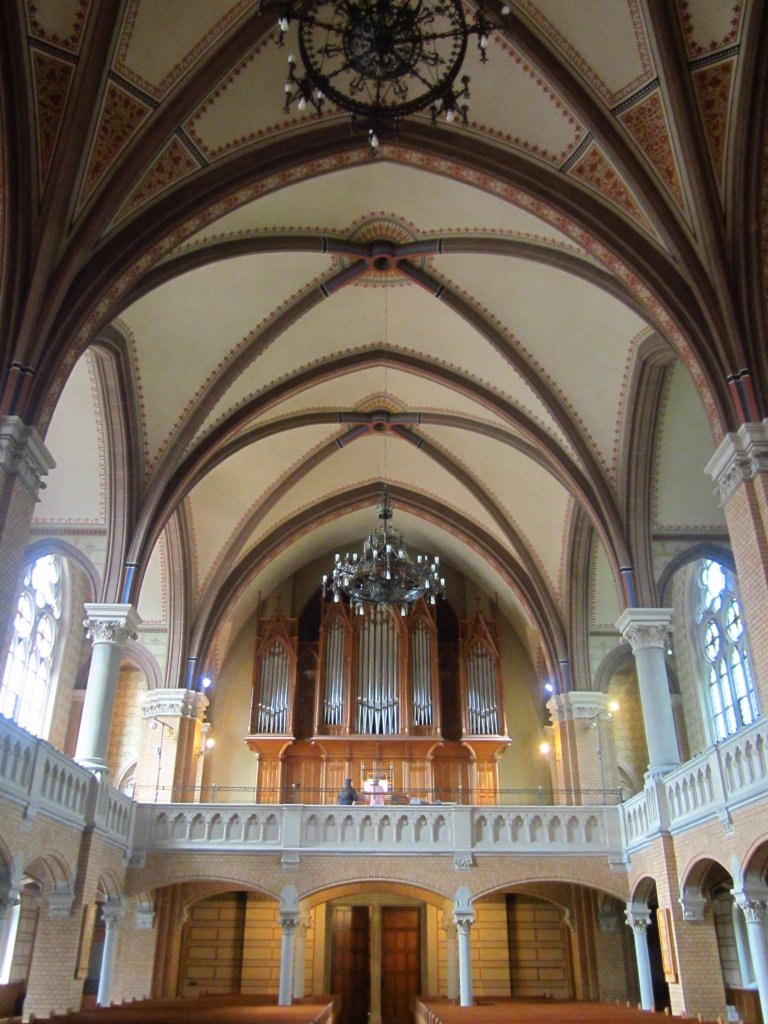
[331,905,420,1024]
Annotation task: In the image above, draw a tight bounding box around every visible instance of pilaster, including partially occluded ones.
[546,692,620,803]
[134,690,208,802]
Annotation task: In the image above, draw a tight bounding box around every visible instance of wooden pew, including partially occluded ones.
[414,996,725,1024]
[29,994,339,1024]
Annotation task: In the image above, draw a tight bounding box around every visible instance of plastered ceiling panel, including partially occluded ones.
[516,0,655,105]
[437,253,647,465]
[194,282,568,448]
[137,534,167,626]
[187,423,340,595]
[245,433,512,554]
[418,425,570,595]
[653,362,724,531]
[118,252,328,463]
[178,161,583,248]
[34,354,104,526]
[115,0,251,100]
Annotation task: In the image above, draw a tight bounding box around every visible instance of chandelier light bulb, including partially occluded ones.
[279,16,289,31]
[298,96,307,110]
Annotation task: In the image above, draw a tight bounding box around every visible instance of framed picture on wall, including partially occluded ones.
[75,903,97,979]
[656,907,678,983]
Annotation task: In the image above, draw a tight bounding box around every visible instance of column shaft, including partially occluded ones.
[0,896,21,983]
[616,610,679,776]
[97,914,121,1006]
[736,900,768,1024]
[75,605,141,773]
[278,920,296,1006]
[456,920,473,1007]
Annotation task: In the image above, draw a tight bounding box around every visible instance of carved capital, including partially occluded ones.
[706,420,768,505]
[0,417,55,500]
[679,892,707,922]
[83,603,141,647]
[280,915,299,933]
[141,688,208,723]
[735,897,768,924]
[454,916,473,935]
[547,691,612,724]
[616,608,673,652]
[625,907,651,934]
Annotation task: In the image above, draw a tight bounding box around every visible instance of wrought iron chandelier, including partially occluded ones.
[274,0,495,149]
[323,491,446,616]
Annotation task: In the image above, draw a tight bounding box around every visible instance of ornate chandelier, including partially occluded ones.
[323,492,446,615]
[274,0,495,149]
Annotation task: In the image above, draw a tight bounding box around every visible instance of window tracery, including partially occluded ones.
[0,554,64,737]
[696,559,759,741]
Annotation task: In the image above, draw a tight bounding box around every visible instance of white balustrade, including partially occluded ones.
[132,803,622,857]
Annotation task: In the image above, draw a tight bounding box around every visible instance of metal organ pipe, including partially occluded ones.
[258,641,289,734]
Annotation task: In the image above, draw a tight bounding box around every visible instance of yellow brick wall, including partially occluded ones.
[471,896,511,997]
[178,892,247,995]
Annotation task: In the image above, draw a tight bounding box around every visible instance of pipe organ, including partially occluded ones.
[245,601,509,804]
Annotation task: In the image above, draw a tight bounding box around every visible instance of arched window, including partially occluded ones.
[696,559,759,741]
[0,554,64,737]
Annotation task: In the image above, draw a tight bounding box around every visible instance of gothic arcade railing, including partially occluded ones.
[620,716,768,851]
[0,714,135,847]
[131,802,623,861]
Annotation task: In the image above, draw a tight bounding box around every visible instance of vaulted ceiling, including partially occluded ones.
[4,0,765,681]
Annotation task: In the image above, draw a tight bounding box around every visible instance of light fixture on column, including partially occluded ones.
[273,0,496,150]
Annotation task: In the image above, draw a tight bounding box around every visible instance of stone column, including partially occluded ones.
[278,885,300,1007]
[454,886,474,1007]
[133,690,208,802]
[706,422,768,710]
[96,906,123,1006]
[278,917,297,1006]
[0,888,21,983]
[75,604,141,774]
[292,912,310,999]
[615,609,680,777]
[626,907,654,1010]
[546,692,620,803]
[442,915,458,1001]
[733,893,768,1023]
[0,417,55,659]
[732,901,755,986]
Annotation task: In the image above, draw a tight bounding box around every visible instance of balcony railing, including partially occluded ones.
[1,712,768,862]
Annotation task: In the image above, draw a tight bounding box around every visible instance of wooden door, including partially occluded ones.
[330,906,370,1024]
[381,907,420,1024]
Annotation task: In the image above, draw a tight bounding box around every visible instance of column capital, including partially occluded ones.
[733,889,768,924]
[83,603,141,646]
[141,688,209,723]
[625,906,651,933]
[454,915,473,935]
[679,891,707,922]
[616,608,673,651]
[0,416,55,500]
[705,420,768,505]
[547,690,612,725]
[101,905,124,928]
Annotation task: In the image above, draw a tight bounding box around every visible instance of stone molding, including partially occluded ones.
[616,608,673,652]
[141,688,209,723]
[47,891,74,918]
[679,892,707,922]
[0,416,55,500]
[546,690,611,724]
[83,603,142,646]
[705,420,768,505]
[135,909,155,930]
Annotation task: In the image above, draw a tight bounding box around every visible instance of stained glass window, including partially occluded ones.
[0,554,63,737]
[696,559,759,741]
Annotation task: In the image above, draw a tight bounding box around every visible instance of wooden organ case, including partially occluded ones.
[245,600,509,804]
